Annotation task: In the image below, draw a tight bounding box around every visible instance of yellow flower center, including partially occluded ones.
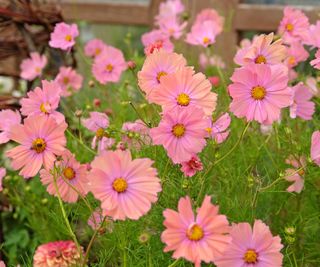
[298,169,305,176]
[244,249,258,263]
[106,64,113,72]
[95,48,101,55]
[251,86,266,100]
[288,56,296,66]
[96,128,105,139]
[206,127,212,134]
[177,93,190,106]
[63,77,70,85]
[286,23,294,32]
[112,178,128,193]
[32,138,46,153]
[35,67,41,73]
[156,71,167,83]
[172,123,185,138]
[65,35,72,42]
[186,224,204,241]
[63,167,76,180]
[203,37,210,45]
[40,103,50,114]
[255,55,267,64]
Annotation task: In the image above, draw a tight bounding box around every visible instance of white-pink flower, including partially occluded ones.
[55,66,83,97]
[20,52,47,81]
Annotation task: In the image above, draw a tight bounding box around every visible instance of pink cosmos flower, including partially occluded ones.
[40,150,89,203]
[89,150,161,220]
[180,155,203,177]
[304,21,320,48]
[199,53,226,70]
[215,220,283,267]
[161,195,231,267]
[137,50,187,100]
[0,109,21,144]
[207,113,231,144]
[6,115,67,178]
[54,67,83,97]
[310,49,320,70]
[229,64,292,124]
[186,20,218,47]
[20,80,64,123]
[158,17,187,39]
[20,52,47,81]
[289,82,315,120]
[121,120,151,150]
[234,38,255,66]
[84,38,108,58]
[285,155,306,193]
[155,0,184,24]
[0,167,6,192]
[49,22,79,51]
[278,6,309,44]
[141,30,174,55]
[92,46,127,84]
[285,42,308,68]
[150,106,208,164]
[150,67,217,116]
[33,240,83,267]
[306,76,320,97]
[311,131,320,166]
[194,8,224,35]
[0,261,4,267]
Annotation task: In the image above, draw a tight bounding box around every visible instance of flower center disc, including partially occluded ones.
[95,48,101,56]
[65,34,72,42]
[63,77,70,85]
[251,86,266,100]
[40,103,50,114]
[255,55,267,64]
[177,93,190,106]
[187,224,204,241]
[96,128,105,139]
[156,71,167,83]
[172,124,185,138]
[63,167,76,180]
[286,23,294,32]
[203,37,210,45]
[32,138,46,153]
[288,56,296,66]
[244,249,258,263]
[113,178,128,193]
[298,169,305,176]
[106,64,113,72]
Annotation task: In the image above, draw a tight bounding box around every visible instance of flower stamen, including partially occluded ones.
[113,178,128,193]
[244,249,258,263]
[32,138,46,153]
[172,124,185,138]
[251,86,266,100]
[187,223,204,241]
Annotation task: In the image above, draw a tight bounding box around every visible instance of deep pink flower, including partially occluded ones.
[54,67,83,97]
[121,120,151,150]
[158,17,187,39]
[186,20,218,47]
[285,42,308,68]
[0,168,6,192]
[180,155,203,177]
[162,195,231,267]
[141,30,174,55]
[0,109,21,144]
[208,76,220,87]
[84,38,108,58]
[311,48,320,69]
[311,131,320,166]
[285,155,306,193]
[215,220,283,267]
[20,52,47,81]
[207,113,231,144]
[89,150,161,220]
[6,115,67,178]
[49,22,79,51]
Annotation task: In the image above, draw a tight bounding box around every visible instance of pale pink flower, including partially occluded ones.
[207,113,231,144]
[92,46,127,84]
[20,52,47,81]
[54,67,83,97]
[33,240,83,267]
[49,22,79,51]
[311,131,320,166]
[285,42,309,68]
[260,124,273,135]
[215,220,283,267]
[0,109,21,144]
[186,20,218,47]
[0,167,6,192]
[155,0,184,24]
[234,38,254,66]
[150,106,208,164]
[162,195,231,267]
[310,49,320,70]
[285,155,306,193]
[84,38,108,58]
[158,17,187,39]
[304,21,320,48]
[89,150,161,220]
[229,64,292,125]
[289,82,315,120]
[121,120,151,150]
[20,80,64,123]
[150,67,217,116]
[6,115,67,178]
[306,76,320,97]
[142,30,174,55]
[180,155,203,177]
[137,50,187,100]
[199,53,226,70]
[194,8,224,35]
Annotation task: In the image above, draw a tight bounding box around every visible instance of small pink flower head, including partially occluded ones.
[289,82,315,120]
[141,30,174,55]
[6,115,67,178]
[306,76,320,97]
[285,155,306,193]
[278,6,309,44]
[0,109,21,144]
[92,46,127,84]
[20,80,64,123]
[285,42,309,68]
[121,120,151,150]
[304,21,320,48]
[199,53,226,70]
[127,60,136,70]
[20,52,47,81]
[229,64,292,125]
[33,240,83,267]
[138,50,187,100]
[215,220,283,267]
[40,150,89,203]
[0,167,6,192]
[150,106,208,164]
[88,208,114,233]
[311,131,320,166]
[186,20,218,47]
[162,195,231,267]
[311,48,320,70]
[194,8,224,35]
[150,67,217,116]
[207,113,231,144]
[0,261,5,267]
[54,67,83,97]
[155,0,185,24]
[158,17,187,39]
[84,38,108,58]
[208,76,220,87]
[89,150,161,220]
[49,22,79,51]
[180,155,203,177]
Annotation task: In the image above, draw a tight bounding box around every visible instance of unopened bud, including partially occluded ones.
[127,60,136,70]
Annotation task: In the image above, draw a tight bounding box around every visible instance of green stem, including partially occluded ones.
[129,101,151,128]
[66,129,96,155]
[167,258,180,267]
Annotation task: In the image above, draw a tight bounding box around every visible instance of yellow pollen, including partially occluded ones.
[35,67,41,73]
[63,77,70,85]
[177,93,190,106]
[288,56,296,66]
[244,249,258,263]
[203,37,210,45]
[255,55,267,64]
[40,103,49,114]
[298,169,305,176]
[63,167,76,180]
[186,224,204,241]
[32,138,46,153]
[112,178,128,193]
[156,71,167,83]
[286,23,294,32]
[251,86,266,100]
[95,48,101,55]
[96,128,105,139]
[65,35,72,42]
[172,123,185,138]
[206,127,212,134]
[106,64,113,72]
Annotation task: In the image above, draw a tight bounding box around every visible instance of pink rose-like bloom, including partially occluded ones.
[49,22,79,51]
[155,0,184,24]
[121,120,151,150]
[142,30,174,55]
[158,17,187,39]
[84,38,108,58]
[186,20,218,47]
[6,115,67,178]
[0,109,21,144]
[20,52,47,81]
[138,50,187,100]
[194,8,224,35]
[150,106,208,164]
[92,46,127,84]
[151,67,217,116]
[215,220,283,267]
[306,76,320,97]
[20,80,64,124]
[207,113,231,144]
[199,53,226,70]
[278,6,309,44]
[289,82,315,120]
[162,195,231,267]
[180,155,203,177]
[285,155,306,193]
[208,76,220,87]
[33,240,83,267]
[40,150,89,203]
[311,131,320,166]
[89,150,161,220]
[0,167,6,192]
[54,67,83,97]
[310,49,320,70]
[304,21,320,48]
[285,42,308,68]
[229,64,292,125]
